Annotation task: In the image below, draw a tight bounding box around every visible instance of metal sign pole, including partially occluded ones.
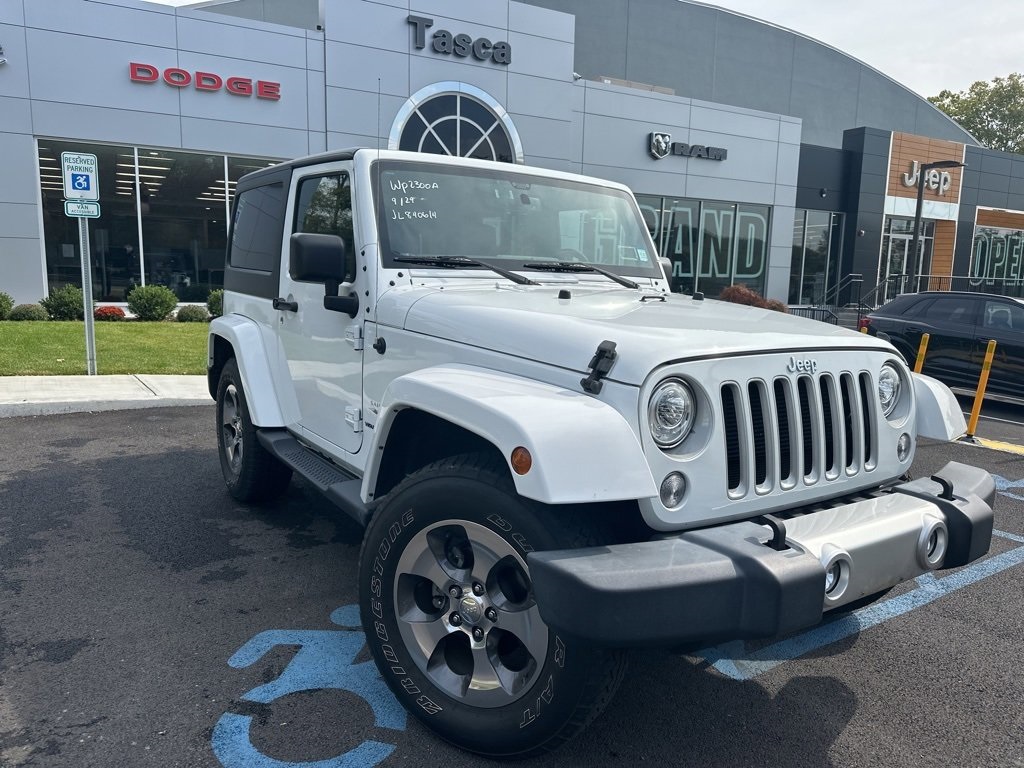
[78,216,97,375]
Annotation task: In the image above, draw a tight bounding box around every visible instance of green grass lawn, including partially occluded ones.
[0,321,208,375]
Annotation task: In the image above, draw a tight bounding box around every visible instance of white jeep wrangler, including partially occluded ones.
[208,148,994,758]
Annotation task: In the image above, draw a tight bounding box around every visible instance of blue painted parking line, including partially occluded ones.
[696,530,1024,682]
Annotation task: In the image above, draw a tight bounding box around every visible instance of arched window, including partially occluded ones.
[389,83,523,163]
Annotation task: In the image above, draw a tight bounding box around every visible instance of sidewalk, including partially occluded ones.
[0,375,211,417]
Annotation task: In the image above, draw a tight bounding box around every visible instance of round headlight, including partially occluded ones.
[648,379,696,449]
[877,363,901,417]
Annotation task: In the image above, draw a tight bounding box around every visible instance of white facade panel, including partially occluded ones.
[31,100,183,148]
[0,95,32,135]
[0,22,31,98]
[326,41,410,97]
[179,117,306,159]
[24,0,176,47]
[175,16,307,65]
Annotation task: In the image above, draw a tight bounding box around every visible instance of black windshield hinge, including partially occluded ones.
[580,340,618,395]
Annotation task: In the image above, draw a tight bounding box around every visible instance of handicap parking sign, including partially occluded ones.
[61,152,99,201]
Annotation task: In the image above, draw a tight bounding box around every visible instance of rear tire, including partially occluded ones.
[216,358,292,502]
[358,453,626,758]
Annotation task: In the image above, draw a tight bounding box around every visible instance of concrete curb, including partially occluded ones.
[0,374,211,418]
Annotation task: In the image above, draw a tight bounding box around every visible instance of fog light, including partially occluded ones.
[917,516,948,569]
[660,472,687,508]
[825,562,843,594]
[897,433,912,462]
[820,545,851,604]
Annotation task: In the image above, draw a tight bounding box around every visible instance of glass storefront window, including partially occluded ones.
[36,140,280,303]
[971,226,1024,295]
[139,148,227,301]
[788,209,842,305]
[39,141,141,301]
[637,195,770,297]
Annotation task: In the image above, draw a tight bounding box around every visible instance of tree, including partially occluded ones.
[929,73,1024,153]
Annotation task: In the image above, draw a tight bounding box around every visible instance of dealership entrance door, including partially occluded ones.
[877,217,934,305]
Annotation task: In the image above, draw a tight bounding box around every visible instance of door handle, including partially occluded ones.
[273,297,298,312]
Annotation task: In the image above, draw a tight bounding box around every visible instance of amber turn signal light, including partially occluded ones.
[510,447,532,475]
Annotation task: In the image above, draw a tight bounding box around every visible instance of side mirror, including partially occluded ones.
[290,232,347,283]
[290,232,360,318]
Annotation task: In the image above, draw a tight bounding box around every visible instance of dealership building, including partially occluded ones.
[2,0,1024,307]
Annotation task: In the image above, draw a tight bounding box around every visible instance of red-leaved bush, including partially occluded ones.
[94,305,126,321]
[718,284,788,313]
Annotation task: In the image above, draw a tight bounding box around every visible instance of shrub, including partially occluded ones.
[718,285,788,313]
[9,303,49,321]
[176,304,209,323]
[40,284,85,320]
[207,289,224,319]
[127,284,178,321]
[95,305,127,322]
[0,291,13,320]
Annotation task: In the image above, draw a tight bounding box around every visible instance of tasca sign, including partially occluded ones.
[649,132,727,161]
[408,15,511,65]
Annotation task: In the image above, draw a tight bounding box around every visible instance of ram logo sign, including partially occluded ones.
[647,132,728,161]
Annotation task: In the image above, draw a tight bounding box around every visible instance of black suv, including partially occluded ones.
[863,291,1024,402]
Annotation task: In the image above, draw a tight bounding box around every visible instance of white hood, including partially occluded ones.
[377,281,893,386]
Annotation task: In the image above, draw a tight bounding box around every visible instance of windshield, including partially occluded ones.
[375,160,661,279]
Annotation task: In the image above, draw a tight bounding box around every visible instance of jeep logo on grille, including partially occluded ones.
[787,356,818,374]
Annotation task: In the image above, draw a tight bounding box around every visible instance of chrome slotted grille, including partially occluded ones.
[722,372,876,499]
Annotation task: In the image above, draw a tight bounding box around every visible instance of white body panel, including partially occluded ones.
[209,312,288,427]
[913,373,967,441]
[365,364,658,505]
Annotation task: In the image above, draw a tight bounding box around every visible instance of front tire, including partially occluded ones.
[216,358,292,502]
[358,453,626,758]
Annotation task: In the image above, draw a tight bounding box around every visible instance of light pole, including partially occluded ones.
[907,159,965,293]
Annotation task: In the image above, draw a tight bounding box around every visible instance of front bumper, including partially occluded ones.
[527,461,994,647]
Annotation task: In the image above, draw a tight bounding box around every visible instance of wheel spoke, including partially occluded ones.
[494,605,547,666]
[402,546,451,591]
[468,644,502,693]
[406,616,451,658]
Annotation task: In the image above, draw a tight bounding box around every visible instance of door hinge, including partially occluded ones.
[345,324,364,350]
[345,406,363,433]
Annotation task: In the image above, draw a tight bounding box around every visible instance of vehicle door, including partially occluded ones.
[975,298,1024,398]
[275,163,364,456]
[914,295,980,387]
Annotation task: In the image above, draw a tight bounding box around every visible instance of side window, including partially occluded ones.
[924,297,974,326]
[230,183,285,272]
[902,298,934,319]
[983,300,1024,331]
[295,173,353,251]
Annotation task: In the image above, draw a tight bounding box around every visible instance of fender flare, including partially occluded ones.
[912,372,966,441]
[365,364,658,505]
[209,315,286,427]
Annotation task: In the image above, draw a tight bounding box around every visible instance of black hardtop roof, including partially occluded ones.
[236,148,360,189]
[906,291,1024,301]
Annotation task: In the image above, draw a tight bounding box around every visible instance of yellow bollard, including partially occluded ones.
[965,339,997,439]
[859,326,868,334]
[913,333,930,373]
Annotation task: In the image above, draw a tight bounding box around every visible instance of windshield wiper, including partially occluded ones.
[394,255,538,286]
[525,261,639,290]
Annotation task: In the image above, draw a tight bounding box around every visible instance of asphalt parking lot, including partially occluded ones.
[1,405,1022,768]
